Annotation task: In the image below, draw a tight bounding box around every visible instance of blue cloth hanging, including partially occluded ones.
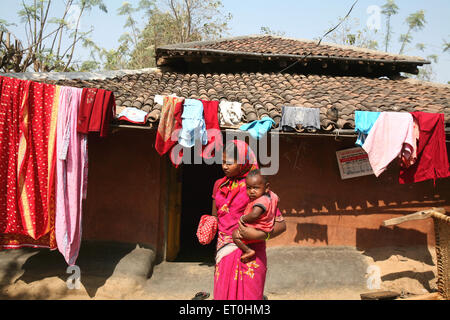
[239,116,276,140]
[179,99,208,148]
[355,111,381,147]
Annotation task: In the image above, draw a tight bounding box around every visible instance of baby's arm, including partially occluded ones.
[240,205,264,224]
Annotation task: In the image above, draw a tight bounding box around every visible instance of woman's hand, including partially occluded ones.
[237,219,247,237]
[238,220,267,241]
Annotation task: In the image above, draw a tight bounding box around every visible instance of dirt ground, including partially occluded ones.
[0,245,440,300]
[361,246,438,296]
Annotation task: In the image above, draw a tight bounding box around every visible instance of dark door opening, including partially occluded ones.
[175,161,223,263]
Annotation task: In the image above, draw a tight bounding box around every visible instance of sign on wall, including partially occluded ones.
[336,147,374,180]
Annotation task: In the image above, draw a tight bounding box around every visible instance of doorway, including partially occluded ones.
[175,161,223,263]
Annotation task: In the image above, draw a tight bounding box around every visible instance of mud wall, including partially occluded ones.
[81,128,165,254]
[267,135,450,251]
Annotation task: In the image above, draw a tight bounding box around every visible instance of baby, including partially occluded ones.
[232,169,279,263]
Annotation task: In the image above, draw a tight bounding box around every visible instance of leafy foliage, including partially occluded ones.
[0,0,108,72]
[399,10,426,54]
[381,0,399,52]
[323,17,379,50]
[103,0,232,70]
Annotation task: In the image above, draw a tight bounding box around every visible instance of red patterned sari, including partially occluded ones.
[0,76,58,249]
[212,140,268,300]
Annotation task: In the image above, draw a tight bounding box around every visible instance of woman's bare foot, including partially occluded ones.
[240,249,256,263]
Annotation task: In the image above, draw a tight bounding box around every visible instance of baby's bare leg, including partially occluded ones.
[232,229,256,263]
[244,228,269,241]
[232,229,251,253]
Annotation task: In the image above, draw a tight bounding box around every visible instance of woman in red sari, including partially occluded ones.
[211,140,286,300]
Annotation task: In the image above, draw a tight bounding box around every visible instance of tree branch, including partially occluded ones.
[54,0,73,58]
[63,3,85,70]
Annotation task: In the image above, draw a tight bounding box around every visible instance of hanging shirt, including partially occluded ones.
[179,99,208,148]
[117,107,149,124]
[239,116,276,140]
[354,111,381,147]
[77,88,116,137]
[56,86,87,266]
[399,118,420,169]
[155,96,184,156]
[362,112,415,177]
[219,101,243,126]
[399,112,450,184]
[200,100,223,159]
[281,106,321,132]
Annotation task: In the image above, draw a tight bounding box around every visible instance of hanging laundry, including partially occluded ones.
[362,112,416,177]
[399,117,420,169]
[219,101,243,126]
[155,96,185,157]
[154,95,164,106]
[354,111,380,147]
[77,88,116,137]
[117,107,149,125]
[239,116,275,140]
[0,76,59,249]
[200,99,223,159]
[399,112,450,184]
[55,87,87,266]
[280,106,321,132]
[179,99,208,148]
[77,88,96,133]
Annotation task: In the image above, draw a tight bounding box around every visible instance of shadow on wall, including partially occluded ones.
[273,137,450,217]
[1,242,136,299]
[356,227,434,265]
[294,223,328,245]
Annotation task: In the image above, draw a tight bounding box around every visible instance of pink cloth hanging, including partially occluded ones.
[362,112,415,177]
[55,87,87,266]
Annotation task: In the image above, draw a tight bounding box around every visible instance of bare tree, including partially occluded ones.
[0,0,107,72]
[381,0,399,52]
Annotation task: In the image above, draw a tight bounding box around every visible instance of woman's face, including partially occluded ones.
[222,154,241,178]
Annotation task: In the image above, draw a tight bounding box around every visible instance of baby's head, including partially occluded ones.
[245,169,269,201]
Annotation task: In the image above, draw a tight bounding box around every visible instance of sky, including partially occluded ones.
[1,0,449,83]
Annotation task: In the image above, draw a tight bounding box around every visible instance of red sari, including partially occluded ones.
[0,76,58,249]
[212,140,267,300]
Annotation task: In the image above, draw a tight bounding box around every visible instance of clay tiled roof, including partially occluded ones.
[48,69,450,131]
[157,35,429,64]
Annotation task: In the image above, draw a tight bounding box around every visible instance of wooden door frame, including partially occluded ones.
[160,157,183,262]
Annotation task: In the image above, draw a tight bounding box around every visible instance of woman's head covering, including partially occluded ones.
[223,139,259,179]
[218,140,259,202]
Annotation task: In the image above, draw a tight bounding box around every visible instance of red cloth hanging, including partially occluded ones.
[200,100,223,160]
[155,96,185,161]
[399,111,450,184]
[77,88,97,134]
[100,91,116,138]
[77,88,115,137]
[0,76,58,249]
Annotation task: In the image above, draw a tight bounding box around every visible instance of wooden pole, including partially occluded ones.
[382,208,446,227]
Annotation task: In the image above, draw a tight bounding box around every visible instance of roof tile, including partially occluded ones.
[49,69,449,130]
